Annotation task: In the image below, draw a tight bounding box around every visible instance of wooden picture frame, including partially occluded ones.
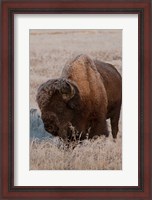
[1,0,151,199]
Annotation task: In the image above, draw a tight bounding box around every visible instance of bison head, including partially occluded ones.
[36,78,82,140]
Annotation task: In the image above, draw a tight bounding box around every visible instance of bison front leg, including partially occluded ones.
[89,118,109,138]
[98,119,109,137]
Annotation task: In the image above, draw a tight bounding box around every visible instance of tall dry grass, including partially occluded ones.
[30,136,122,170]
[30,30,122,170]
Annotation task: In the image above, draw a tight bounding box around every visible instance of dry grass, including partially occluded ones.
[30,29,122,170]
[30,136,122,170]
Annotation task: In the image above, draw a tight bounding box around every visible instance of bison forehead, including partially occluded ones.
[36,78,69,107]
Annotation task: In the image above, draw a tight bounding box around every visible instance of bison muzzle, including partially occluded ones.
[36,55,122,141]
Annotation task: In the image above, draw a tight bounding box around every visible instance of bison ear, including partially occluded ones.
[60,80,75,102]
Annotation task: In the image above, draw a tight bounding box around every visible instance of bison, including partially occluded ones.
[36,55,122,141]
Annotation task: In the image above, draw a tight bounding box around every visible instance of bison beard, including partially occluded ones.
[36,55,122,141]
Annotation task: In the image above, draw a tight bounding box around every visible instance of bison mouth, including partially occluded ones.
[44,121,91,141]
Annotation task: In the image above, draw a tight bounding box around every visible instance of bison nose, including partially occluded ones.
[49,125,54,131]
[44,124,50,132]
[44,123,59,135]
[44,124,54,131]
[50,124,59,131]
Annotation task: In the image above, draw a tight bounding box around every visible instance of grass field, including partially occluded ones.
[30,29,122,170]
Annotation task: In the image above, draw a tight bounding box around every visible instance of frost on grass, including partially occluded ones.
[30,136,122,170]
[30,109,122,170]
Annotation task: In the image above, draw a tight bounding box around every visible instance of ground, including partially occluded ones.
[30,29,122,170]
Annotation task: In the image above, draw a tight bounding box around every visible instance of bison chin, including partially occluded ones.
[58,122,91,142]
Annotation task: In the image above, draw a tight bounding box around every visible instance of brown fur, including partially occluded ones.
[37,55,121,140]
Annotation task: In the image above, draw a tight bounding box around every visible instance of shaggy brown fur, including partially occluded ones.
[37,55,121,140]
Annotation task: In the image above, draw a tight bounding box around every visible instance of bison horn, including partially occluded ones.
[60,81,75,101]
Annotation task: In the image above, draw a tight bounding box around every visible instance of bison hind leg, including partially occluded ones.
[101,121,109,137]
[110,103,121,139]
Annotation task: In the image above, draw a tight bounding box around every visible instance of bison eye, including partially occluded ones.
[57,106,63,113]
[68,102,75,109]
[67,100,81,111]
